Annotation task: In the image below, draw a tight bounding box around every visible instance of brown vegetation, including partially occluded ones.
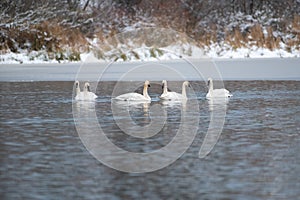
[0,21,89,61]
[222,15,299,52]
[0,0,299,61]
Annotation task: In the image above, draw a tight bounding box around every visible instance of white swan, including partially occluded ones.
[74,80,81,95]
[159,80,190,101]
[206,78,232,99]
[75,81,97,101]
[74,81,84,99]
[114,80,151,102]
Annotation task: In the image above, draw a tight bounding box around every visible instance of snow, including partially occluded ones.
[0,51,58,64]
[1,42,299,64]
[205,43,299,59]
[2,3,299,65]
[0,50,79,64]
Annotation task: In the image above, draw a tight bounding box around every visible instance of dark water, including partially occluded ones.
[0,81,299,199]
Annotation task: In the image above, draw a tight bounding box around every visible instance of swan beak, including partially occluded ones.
[148,84,151,88]
[87,85,91,92]
[161,83,164,89]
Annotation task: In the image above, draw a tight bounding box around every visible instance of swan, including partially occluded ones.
[159,80,190,101]
[75,81,97,101]
[114,80,151,102]
[74,81,84,99]
[74,81,81,96]
[206,78,232,99]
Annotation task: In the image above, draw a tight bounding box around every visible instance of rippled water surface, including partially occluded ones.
[1,81,299,199]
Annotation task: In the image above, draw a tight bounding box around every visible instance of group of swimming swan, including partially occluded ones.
[74,81,98,101]
[114,78,232,102]
[74,78,232,102]
[113,80,190,102]
[159,80,190,101]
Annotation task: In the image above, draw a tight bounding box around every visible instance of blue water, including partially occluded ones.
[0,81,299,199]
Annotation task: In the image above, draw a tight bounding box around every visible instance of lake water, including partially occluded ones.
[0,80,299,199]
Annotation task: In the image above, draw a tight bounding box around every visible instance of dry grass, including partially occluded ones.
[222,15,300,52]
[291,15,300,35]
[1,14,299,61]
[286,15,300,51]
[225,28,248,49]
[265,26,280,50]
[197,24,218,47]
[249,24,265,48]
[33,21,89,52]
[1,20,88,61]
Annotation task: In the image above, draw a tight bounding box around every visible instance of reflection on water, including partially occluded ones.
[111,101,157,138]
[0,81,300,199]
[199,97,229,158]
[207,97,229,111]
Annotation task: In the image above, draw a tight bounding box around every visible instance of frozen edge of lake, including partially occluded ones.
[0,58,299,82]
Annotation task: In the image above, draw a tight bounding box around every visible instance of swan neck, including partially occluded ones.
[75,82,81,95]
[83,85,88,94]
[182,83,187,98]
[209,80,214,92]
[76,87,80,95]
[143,85,150,99]
[163,82,168,94]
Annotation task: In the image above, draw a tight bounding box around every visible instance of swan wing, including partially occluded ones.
[75,92,85,100]
[85,92,97,100]
[215,89,232,97]
[75,92,97,101]
[160,92,185,101]
[207,89,232,98]
[89,92,98,99]
[115,92,150,102]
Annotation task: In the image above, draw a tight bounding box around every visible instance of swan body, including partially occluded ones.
[206,78,232,99]
[75,81,97,101]
[159,80,190,101]
[114,80,151,102]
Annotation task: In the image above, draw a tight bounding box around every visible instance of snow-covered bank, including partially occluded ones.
[1,1,299,65]
[0,51,87,64]
[1,44,299,64]
[205,43,300,59]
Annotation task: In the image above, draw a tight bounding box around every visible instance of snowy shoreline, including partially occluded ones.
[0,45,299,65]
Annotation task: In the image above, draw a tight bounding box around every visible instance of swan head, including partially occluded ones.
[75,81,80,88]
[144,80,150,87]
[183,81,190,87]
[207,78,213,86]
[162,80,167,89]
[84,82,91,92]
[74,81,81,95]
